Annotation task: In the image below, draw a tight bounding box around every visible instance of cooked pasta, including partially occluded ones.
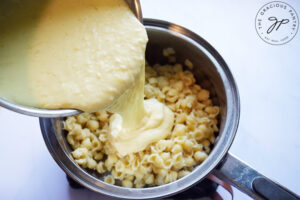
[64,49,220,187]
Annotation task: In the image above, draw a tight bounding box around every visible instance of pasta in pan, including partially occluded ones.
[64,51,219,188]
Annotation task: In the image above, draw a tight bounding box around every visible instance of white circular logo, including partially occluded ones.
[255,1,298,45]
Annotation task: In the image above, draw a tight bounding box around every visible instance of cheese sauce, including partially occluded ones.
[0,0,174,156]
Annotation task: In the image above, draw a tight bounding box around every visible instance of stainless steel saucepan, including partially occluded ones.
[0,0,142,118]
[40,19,299,200]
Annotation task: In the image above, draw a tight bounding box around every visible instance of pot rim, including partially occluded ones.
[40,18,240,199]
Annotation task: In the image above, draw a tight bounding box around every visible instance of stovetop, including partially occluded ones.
[66,175,219,200]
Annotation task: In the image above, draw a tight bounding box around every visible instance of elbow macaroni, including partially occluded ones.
[64,50,220,188]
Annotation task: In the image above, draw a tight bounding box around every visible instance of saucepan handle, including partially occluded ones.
[212,152,300,200]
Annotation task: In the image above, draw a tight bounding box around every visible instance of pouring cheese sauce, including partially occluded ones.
[0,0,174,156]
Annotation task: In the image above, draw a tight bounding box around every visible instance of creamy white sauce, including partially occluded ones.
[0,0,174,156]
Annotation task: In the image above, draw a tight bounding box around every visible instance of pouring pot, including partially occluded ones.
[39,19,299,200]
[0,0,142,118]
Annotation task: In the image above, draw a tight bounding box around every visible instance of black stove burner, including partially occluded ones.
[66,175,218,199]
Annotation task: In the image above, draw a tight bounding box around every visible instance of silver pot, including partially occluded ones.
[39,19,299,200]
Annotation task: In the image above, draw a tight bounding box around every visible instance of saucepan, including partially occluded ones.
[0,0,142,118]
[40,19,299,200]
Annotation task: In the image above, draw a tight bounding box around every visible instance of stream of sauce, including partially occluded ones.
[0,0,174,156]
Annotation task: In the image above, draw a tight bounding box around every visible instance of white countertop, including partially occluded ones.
[0,0,299,199]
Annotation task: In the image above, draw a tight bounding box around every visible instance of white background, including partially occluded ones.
[0,0,299,199]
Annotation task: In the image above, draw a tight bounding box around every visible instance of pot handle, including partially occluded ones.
[212,152,300,200]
